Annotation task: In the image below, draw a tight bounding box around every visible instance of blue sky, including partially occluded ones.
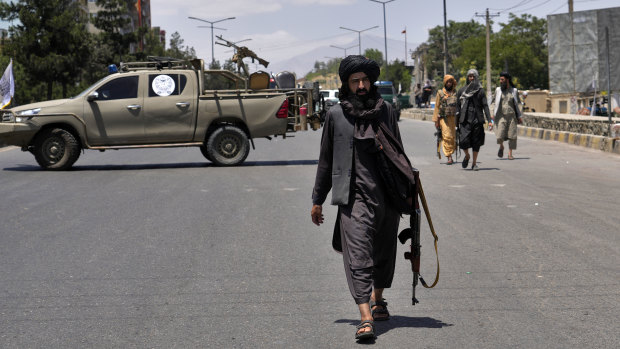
[150,0,619,74]
[1,0,618,75]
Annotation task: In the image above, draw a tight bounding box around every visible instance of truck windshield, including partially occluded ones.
[73,75,111,99]
[377,87,393,95]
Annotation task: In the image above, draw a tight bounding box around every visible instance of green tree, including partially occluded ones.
[0,0,92,100]
[166,31,196,60]
[452,14,548,90]
[136,27,165,60]
[384,59,411,93]
[492,13,548,89]
[423,20,486,82]
[363,48,384,67]
[92,0,136,62]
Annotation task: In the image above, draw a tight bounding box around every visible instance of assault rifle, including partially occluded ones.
[398,176,440,305]
[455,125,461,162]
[216,35,269,77]
[398,204,422,305]
[434,125,442,159]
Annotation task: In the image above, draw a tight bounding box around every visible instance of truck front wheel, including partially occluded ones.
[32,128,81,170]
[205,126,249,166]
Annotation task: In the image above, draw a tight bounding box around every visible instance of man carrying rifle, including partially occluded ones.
[432,75,458,164]
[310,55,413,342]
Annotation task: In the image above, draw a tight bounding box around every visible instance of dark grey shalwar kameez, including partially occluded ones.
[312,102,401,305]
[339,133,400,304]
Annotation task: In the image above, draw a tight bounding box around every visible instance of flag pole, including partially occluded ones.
[403,27,407,67]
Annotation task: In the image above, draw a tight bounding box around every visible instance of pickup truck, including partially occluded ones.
[0,58,323,170]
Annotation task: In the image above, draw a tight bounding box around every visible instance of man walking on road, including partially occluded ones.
[492,72,523,160]
[432,74,458,164]
[456,69,492,171]
[310,55,410,341]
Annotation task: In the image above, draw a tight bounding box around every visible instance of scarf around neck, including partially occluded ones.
[460,80,481,101]
[340,95,385,140]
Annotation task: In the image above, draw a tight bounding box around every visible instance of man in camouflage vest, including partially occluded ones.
[432,75,458,164]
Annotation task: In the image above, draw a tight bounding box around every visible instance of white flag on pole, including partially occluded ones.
[0,59,15,109]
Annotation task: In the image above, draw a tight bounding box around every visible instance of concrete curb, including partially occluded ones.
[400,109,620,155]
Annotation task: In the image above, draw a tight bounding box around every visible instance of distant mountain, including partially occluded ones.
[266,35,420,79]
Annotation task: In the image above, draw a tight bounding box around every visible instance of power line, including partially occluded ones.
[512,0,556,14]
[490,0,537,12]
[549,1,568,14]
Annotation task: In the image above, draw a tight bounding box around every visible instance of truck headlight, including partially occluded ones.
[16,108,41,116]
[15,108,41,122]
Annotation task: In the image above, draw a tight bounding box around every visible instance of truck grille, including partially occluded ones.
[1,111,12,122]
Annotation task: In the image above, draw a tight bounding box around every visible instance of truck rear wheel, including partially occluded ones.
[33,128,81,170]
[205,126,249,166]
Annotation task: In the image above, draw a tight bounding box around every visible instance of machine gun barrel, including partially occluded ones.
[256,57,269,68]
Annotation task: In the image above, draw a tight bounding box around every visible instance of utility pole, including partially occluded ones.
[475,9,499,100]
[330,44,359,58]
[370,0,395,79]
[403,27,407,66]
[188,16,236,65]
[605,26,612,132]
[569,0,577,113]
[339,26,378,55]
[443,0,448,76]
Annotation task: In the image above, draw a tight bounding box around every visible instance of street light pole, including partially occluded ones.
[330,44,359,58]
[188,16,235,64]
[339,25,379,55]
[370,0,395,79]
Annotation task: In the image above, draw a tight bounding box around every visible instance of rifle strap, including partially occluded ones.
[417,178,440,288]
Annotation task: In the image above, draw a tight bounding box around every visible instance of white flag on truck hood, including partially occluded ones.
[0,59,15,109]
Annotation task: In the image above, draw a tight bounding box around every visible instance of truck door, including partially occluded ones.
[83,75,144,145]
[143,73,196,142]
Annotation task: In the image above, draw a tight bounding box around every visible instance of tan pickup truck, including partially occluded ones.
[0,58,323,170]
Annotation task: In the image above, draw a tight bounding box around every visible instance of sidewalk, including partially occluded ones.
[400,108,620,155]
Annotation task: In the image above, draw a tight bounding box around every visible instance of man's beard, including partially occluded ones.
[445,84,453,91]
[349,88,376,110]
[501,82,508,90]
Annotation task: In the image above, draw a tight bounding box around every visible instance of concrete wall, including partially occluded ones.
[400,108,620,154]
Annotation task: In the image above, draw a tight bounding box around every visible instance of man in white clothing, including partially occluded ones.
[492,72,522,160]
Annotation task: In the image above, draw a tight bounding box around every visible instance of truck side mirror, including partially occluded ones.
[87,92,99,102]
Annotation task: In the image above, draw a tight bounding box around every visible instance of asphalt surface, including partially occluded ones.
[0,119,618,348]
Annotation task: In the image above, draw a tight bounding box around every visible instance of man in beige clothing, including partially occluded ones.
[492,72,522,160]
[432,75,458,164]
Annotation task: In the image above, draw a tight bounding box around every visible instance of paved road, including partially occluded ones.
[1,120,618,348]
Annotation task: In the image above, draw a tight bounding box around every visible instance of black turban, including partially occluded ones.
[500,71,513,86]
[338,55,381,84]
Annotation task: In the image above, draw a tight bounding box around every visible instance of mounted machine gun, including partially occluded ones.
[215,35,269,77]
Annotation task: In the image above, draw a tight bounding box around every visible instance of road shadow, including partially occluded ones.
[496,157,531,161]
[3,159,319,172]
[243,159,318,167]
[3,162,210,172]
[455,162,501,171]
[464,167,501,171]
[336,315,452,340]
